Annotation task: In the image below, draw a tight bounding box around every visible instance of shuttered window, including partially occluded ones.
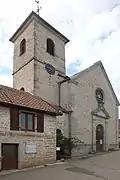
[19,112,35,131]
[10,107,19,130]
[10,108,44,133]
[37,112,44,133]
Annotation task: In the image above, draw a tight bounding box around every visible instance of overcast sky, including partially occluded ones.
[0,0,120,101]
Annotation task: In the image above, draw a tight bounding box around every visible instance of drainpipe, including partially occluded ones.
[91,113,94,152]
[105,118,107,151]
[58,76,70,107]
[58,76,72,155]
[115,106,119,149]
[68,111,72,156]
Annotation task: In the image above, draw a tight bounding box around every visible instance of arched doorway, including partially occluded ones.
[96,124,104,152]
[56,129,62,160]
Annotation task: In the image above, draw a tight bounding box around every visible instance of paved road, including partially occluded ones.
[1,151,120,180]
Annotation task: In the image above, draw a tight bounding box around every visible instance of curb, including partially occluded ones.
[68,150,119,161]
[0,161,65,177]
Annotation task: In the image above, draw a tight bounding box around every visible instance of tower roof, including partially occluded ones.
[9,11,69,44]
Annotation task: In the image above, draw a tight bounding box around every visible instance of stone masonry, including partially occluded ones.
[13,14,67,105]
[10,11,119,159]
[69,64,119,155]
[0,106,56,169]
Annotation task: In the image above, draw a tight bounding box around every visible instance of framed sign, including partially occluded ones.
[56,147,60,151]
[25,143,37,154]
[100,140,102,145]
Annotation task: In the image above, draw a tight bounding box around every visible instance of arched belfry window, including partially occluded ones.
[47,38,55,56]
[20,39,26,56]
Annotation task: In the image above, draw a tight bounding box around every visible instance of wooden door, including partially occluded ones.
[96,125,104,152]
[2,144,18,170]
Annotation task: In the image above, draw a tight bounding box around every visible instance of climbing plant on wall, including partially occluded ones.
[56,129,83,159]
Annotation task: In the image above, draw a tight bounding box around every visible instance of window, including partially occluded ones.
[95,88,104,104]
[28,114,34,130]
[20,113,26,130]
[47,38,55,56]
[10,108,44,133]
[19,112,34,131]
[20,39,26,56]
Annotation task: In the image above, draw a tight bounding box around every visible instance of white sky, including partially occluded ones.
[0,0,120,102]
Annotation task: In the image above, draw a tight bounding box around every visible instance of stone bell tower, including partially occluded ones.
[10,11,69,104]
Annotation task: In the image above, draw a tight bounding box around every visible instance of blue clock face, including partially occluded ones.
[45,63,55,75]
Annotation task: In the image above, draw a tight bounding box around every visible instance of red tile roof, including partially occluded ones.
[0,85,58,115]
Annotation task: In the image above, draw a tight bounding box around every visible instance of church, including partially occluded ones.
[0,11,119,170]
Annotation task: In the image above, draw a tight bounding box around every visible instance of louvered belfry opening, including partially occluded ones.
[47,38,55,56]
[20,39,26,56]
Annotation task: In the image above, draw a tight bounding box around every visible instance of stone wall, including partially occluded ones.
[34,20,66,74]
[33,20,66,104]
[34,60,59,104]
[13,60,34,94]
[13,20,35,93]
[13,21,35,73]
[60,81,70,110]
[0,106,56,169]
[69,65,119,155]
[13,16,67,105]
[72,144,90,157]
[56,113,69,138]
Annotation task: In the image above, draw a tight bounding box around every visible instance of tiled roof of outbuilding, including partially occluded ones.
[0,85,58,115]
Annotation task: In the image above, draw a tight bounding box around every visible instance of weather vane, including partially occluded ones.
[35,0,42,15]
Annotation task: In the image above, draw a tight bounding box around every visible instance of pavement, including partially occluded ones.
[1,151,120,180]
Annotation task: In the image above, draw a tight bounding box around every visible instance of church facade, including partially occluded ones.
[0,11,119,170]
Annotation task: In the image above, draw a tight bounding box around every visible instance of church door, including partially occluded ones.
[96,124,104,152]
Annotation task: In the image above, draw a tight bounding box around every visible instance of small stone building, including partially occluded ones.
[0,11,119,170]
[0,85,60,170]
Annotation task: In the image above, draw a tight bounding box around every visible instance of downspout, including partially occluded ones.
[58,82,61,107]
[68,111,72,156]
[58,76,70,107]
[116,105,119,148]
[105,118,107,151]
[58,76,72,155]
[91,113,94,152]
